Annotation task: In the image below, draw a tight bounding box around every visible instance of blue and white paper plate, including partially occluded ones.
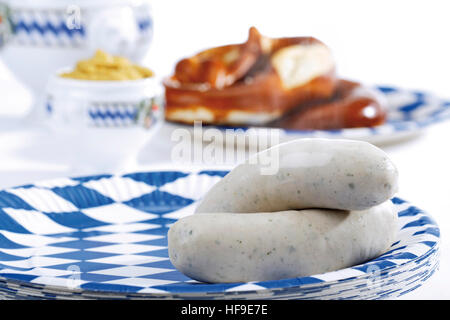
[184,86,450,146]
[0,170,440,300]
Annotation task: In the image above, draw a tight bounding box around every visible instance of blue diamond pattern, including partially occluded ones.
[123,190,194,215]
[0,234,27,249]
[123,171,190,187]
[43,211,108,229]
[51,240,114,250]
[0,191,36,210]
[0,209,31,234]
[51,185,115,209]
[48,262,121,273]
[71,174,113,183]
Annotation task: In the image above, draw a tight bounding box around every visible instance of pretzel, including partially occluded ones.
[165,27,337,126]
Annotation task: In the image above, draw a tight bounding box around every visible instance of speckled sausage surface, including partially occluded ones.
[169,200,397,283]
[195,139,398,213]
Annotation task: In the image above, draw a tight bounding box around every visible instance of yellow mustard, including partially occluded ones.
[60,50,154,81]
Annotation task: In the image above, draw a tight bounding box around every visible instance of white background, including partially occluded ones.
[1,0,450,299]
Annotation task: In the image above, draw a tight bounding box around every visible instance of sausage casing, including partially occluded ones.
[195,138,398,213]
[169,201,397,283]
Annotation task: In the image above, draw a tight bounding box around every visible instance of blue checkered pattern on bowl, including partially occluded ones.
[213,86,450,142]
[0,171,440,299]
[9,7,152,48]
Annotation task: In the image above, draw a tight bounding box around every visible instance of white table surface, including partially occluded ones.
[0,0,449,299]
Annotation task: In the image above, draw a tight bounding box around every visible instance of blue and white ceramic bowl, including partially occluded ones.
[0,170,440,300]
[0,0,154,113]
[46,69,163,128]
[43,70,164,175]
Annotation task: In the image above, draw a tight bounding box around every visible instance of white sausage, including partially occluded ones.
[195,138,398,213]
[169,200,397,283]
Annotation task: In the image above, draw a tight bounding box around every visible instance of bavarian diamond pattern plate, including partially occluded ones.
[208,86,450,145]
[0,170,440,300]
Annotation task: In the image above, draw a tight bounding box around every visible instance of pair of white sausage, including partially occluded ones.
[168,139,399,283]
